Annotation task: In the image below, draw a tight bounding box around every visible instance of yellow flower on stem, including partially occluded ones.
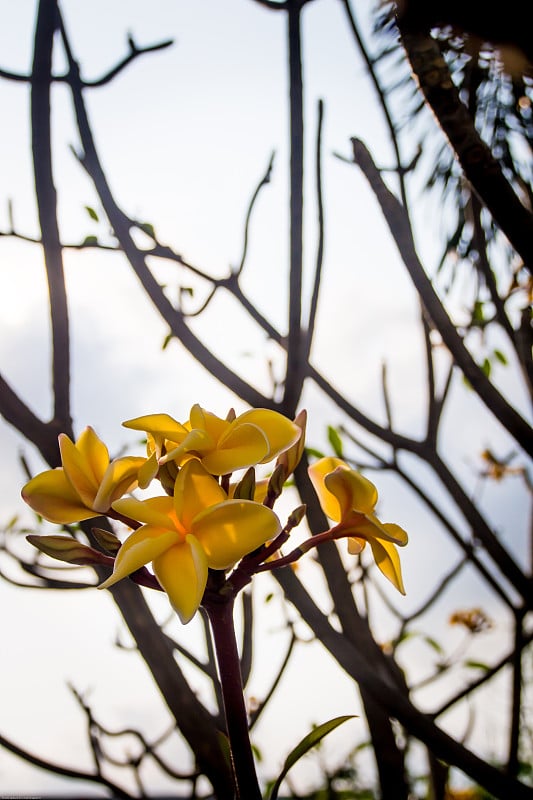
[99,459,281,623]
[21,427,145,524]
[308,457,408,594]
[123,404,302,485]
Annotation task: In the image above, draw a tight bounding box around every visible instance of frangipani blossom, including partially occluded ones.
[308,457,408,594]
[99,459,281,623]
[123,404,302,485]
[21,427,145,524]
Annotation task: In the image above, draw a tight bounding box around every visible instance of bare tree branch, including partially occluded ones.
[31,0,72,433]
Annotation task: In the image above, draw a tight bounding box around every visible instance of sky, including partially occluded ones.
[0,0,531,796]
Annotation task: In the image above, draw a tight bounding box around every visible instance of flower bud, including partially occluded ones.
[287,504,307,529]
[276,409,307,479]
[91,527,122,555]
[26,534,113,566]
[265,463,286,506]
[232,467,256,500]
[159,459,180,496]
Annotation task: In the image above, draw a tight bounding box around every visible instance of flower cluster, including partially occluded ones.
[21,404,408,622]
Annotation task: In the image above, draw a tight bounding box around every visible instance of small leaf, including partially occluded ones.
[138,221,156,239]
[251,743,263,762]
[26,534,112,566]
[162,332,173,350]
[82,235,98,246]
[472,300,485,325]
[268,715,356,800]
[305,447,325,459]
[493,349,508,366]
[396,629,417,645]
[464,659,490,671]
[327,426,343,458]
[481,358,491,378]
[424,635,444,654]
[85,205,99,222]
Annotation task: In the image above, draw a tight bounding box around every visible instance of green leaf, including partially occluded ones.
[327,426,343,458]
[305,447,325,459]
[267,715,356,800]
[161,332,173,350]
[472,300,485,324]
[493,349,508,365]
[464,659,490,671]
[424,635,444,654]
[481,358,491,378]
[85,205,99,222]
[138,221,156,239]
[81,235,98,246]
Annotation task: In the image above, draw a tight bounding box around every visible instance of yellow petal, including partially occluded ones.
[59,430,108,507]
[348,514,408,546]
[308,457,346,522]
[325,467,378,516]
[112,495,179,529]
[202,422,269,475]
[366,537,406,595]
[21,468,96,524]
[192,499,281,570]
[137,451,160,489]
[162,428,214,464]
[122,413,188,441]
[189,404,229,442]
[93,456,146,512]
[376,520,408,547]
[75,427,110,483]
[98,524,180,589]
[153,535,208,624]
[174,459,226,528]
[347,536,366,555]
[237,409,302,461]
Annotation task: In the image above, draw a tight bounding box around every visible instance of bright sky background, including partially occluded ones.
[0,0,530,796]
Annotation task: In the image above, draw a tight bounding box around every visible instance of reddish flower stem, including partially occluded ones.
[203,591,262,800]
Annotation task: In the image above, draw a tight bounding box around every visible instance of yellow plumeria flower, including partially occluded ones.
[21,427,145,524]
[99,459,281,623]
[308,457,408,594]
[124,403,302,486]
